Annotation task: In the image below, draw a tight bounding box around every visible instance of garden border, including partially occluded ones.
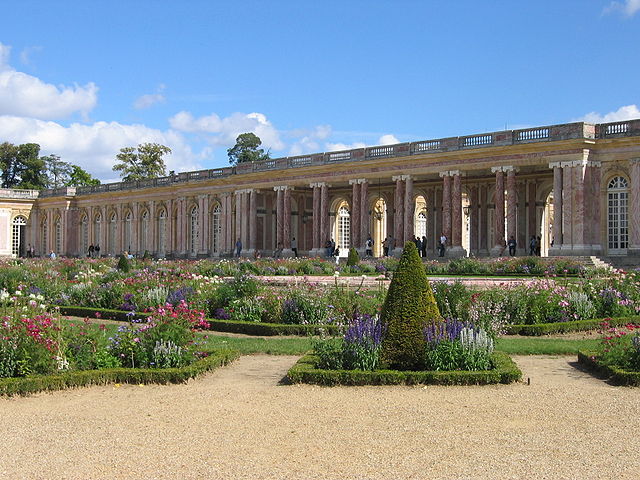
[505,316,640,336]
[287,351,522,386]
[577,351,640,386]
[0,348,239,397]
[57,305,340,336]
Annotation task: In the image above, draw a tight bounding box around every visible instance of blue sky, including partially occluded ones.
[1,0,639,182]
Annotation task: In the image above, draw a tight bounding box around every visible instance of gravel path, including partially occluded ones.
[1,355,638,479]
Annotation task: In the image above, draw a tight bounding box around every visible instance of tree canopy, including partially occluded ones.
[0,142,46,189]
[227,133,270,166]
[113,143,171,182]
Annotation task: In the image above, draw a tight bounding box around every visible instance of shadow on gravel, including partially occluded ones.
[278,375,293,386]
[568,360,613,384]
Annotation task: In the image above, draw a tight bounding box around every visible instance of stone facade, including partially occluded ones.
[3,120,640,259]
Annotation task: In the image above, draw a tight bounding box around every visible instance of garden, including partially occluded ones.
[0,247,638,394]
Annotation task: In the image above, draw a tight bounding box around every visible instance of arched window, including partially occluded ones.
[12,215,27,257]
[54,216,62,254]
[123,211,132,252]
[608,176,629,254]
[211,203,221,254]
[41,219,48,254]
[415,210,427,240]
[190,205,199,256]
[94,213,102,246]
[109,213,117,255]
[158,209,167,257]
[80,215,89,255]
[140,210,149,253]
[337,204,350,255]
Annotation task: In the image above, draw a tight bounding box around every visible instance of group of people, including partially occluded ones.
[87,244,101,258]
[504,235,542,256]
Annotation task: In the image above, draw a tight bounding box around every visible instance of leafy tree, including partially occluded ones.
[227,133,270,165]
[380,241,442,370]
[0,142,46,189]
[67,165,100,187]
[42,154,73,188]
[113,143,171,181]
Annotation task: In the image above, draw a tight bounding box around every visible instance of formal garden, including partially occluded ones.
[0,247,639,394]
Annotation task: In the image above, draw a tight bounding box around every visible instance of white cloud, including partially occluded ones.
[0,42,97,120]
[604,0,640,16]
[19,46,42,67]
[325,141,366,152]
[133,84,166,110]
[169,110,285,150]
[578,104,640,123]
[288,125,332,156]
[0,115,204,181]
[378,134,399,145]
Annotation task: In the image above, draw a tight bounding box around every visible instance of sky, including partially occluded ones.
[1,0,639,182]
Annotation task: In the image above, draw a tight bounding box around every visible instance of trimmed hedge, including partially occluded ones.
[287,351,522,386]
[577,351,640,386]
[505,316,640,336]
[57,304,338,336]
[0,348,239,397]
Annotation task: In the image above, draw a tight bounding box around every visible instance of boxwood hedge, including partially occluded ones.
[577,351,640,386]
[287,351,522,386]
[505,316,640,336]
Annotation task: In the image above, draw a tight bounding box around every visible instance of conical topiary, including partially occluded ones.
[117,254,130,273]
[346,247,360,266]
[380,241,442,370]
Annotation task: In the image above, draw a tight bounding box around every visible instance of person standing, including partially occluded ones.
[382,237,389,257]
[95,244,100,258]
[49,250,56,259]
[508,235,517,256]
[439,233,447,257]
[536,236,541,256]
[235,238,242,257]
[26,244,32,258]
[421,235,427,258]
[88,244,95,258]
[529,236,537,256]
[414,236,422,255]
[291,237,298,257]
[365,235,373,257]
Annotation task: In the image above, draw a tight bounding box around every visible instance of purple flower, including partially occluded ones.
[344,313,386,348]
[424,319,469,344]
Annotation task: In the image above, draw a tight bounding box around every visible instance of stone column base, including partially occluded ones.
[281,248,295,258]
[490,245,507,257]
[309,248,322,257]
[447,246,467,258]
[626,247,640,257]
[391,247,404,257]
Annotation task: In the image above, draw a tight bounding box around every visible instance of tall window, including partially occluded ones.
[54,216,62,254]
[140,210,149,253]
[415,210,427,239]
[80,215,89,255]
[94,214,102,246]
[190,205,199,256]
[12,216,27,257]
[608,176,629,254]
[41,219,48,254]
[124,211,132,252]
[338,204,350,254]
[211,204,221,254]
[158,209,167,256]
[109,213,117,255]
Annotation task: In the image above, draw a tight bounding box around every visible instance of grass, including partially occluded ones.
[199,334,313,355]
[496,337,600,355]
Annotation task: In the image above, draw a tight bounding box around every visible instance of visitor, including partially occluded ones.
[274,242,283,259]
[49,250,56,259]
[421,235,427,258]
[94,244,100,258]
[365,235,373,257]
[382,237,389,257]
[253,249,261,259]
[439,233,447,257]
[388,236,395,254]
[334,246,340,265]
[529,236,537,256]
[330,238,336,256]
[414,236,422,255]
[26,243,32,258]
[29,244,35,258]
[235,238,242,257]
[291,237,298,257]
[325,239,333,257]
[536,236,541,256]
[88,244,95,258]
[508,235,517,256]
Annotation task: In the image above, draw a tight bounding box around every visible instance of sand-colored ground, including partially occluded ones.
[1,354,638,480]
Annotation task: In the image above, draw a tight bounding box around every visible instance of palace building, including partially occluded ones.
[2,119,640,260]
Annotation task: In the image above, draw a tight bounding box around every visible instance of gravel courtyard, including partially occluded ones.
[1,355,638,480]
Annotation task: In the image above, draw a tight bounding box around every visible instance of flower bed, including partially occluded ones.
[287,351,521,386]
[577,352,640,386]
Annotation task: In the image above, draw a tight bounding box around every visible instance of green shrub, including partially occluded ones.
[116,255,130,273]
[346,248,360,266]
[380,242,442,370]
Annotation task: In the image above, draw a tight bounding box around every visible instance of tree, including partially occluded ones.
[113,143,171,181]
[0,142,46,189]
[227,133,270,166]
[67,165,101,187]
[380,241,442,370]
[42,154,73,188]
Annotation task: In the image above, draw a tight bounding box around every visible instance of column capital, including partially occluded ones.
[491,166,516,173]
[273,185,292,192]
[310,182,328,188]
[629,158,640,165]
[392,174,411,181]
[236,188,255,194]
[349,178,367,185]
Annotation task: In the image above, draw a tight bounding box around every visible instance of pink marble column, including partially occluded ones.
[320,183,329,248]
[241,191,249,249]
[426,188,436,253]
[469,185,479,254]
[451,172,462,248]
[202,195,210,254]
[350,180,361,248]
[528,181,537,242]
[572,162,586,250]
[360,180,369,248]
[562,164,573,249]
[149,201,156,254]
[249,189,257,252]
[403,175,413,244]
[275,187,284,248]
[479,185,488,254]
[234,192,242,250]
[224,193,232,254]
[551,165,563,250]
[441,173,452,243]
[283,187,292,249]
[629,159,640,254]
[591,164,602,252]
[393,176,404,248]
[493,168,505,253]
[506,168,517,242]
[311,184,320,251]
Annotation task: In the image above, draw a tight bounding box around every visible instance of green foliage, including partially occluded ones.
[117,255,130,272]
[578,351,640,386]
[0,142,46,189]
[67,164,100,186]
[0,267,28,293]
[227,133,270,165]
[424,340,492,371]
[287,352,522,386]
[505,316,639,335]
[346,248,360,266]
[113,143,171,181]
[380,242,442,370]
